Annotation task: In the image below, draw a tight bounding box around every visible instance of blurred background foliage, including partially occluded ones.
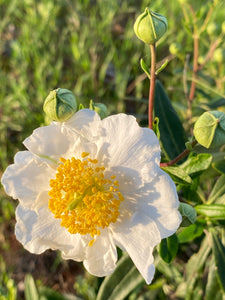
[0,0,225,299]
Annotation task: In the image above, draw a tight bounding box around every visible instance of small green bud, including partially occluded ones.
[222,21,225,34]
[198,56,205,65]
[134,7,168,45]
[194,111,225,149]
[206,22,218,36]
[169,43,181,55]
[214,48,224,63]
[43,88,77,122]
[89,100,108,119]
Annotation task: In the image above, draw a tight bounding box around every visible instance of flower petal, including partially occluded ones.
[98,114,160,183]
[112,212,161,284]
[15,204,87,261]
[136,168,181,239]
[83,230,117,277]
[1,151,55,208]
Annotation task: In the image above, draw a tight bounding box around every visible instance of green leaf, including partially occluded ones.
[180,153,212,176]
[185,237,211,299]
[140,58,151,79]
[211,230,225,292]
[208,175,225,204]
[96,254,144,300]
[24,274,39,300]
[205,260,221,300]
[212,159,225,174]
[158,234,178,263]
[178,202,197,227]
[195,204,225,220]
[154,80,187,160]
[161,166,192,185]
[177,221,205,243]
[155,59,168,75]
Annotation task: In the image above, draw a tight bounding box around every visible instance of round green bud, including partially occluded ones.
[89,100,108,119]
[198,56,205,65]
[222,21,225,34]
[43,88,77,122]
[133,7,168,45]
[206,22,218,36]
[214,48,224,63]
[194,111,225,149]
[169,43,181,55]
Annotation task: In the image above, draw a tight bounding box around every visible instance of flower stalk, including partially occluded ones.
[148,44,157,129]
[160,139,197,167]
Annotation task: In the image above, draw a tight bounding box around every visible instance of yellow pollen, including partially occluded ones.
[48,152,124,243]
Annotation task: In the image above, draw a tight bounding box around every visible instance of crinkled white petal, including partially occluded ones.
[112,212,161,284]
[64,109,102,141]
[1,151,55,208]
[15,204,88,261]
[83,230,117,277]
[98,114,160,183]
[121,168,181,239]
[24,112,100,162]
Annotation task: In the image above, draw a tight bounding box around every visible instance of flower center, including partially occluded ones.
[48,152,124,241]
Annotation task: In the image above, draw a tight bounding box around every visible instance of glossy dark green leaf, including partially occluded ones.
[158,234,178,263]
[208,175,225,203]
[154,80,187,160]
[195,204,225,220]
[211,230,225,292]
[177,221,205,244]
[96,254,144,300]
[181,153,212,176]
[161,166,192,185]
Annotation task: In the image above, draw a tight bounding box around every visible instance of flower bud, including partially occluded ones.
[194,111,225,149]
[89,100,108,119]
[222,21,225,34]
[169,43,181,55]
[43,88,77,122]
[214,48,224,63]
[206,22,218,36]
[134,8,168,45]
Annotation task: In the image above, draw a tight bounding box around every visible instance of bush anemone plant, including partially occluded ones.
[1,1,225,299]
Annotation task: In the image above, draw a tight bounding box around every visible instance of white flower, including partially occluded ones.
[1,109,181,284]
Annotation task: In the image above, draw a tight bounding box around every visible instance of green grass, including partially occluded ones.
[0,0,225,299]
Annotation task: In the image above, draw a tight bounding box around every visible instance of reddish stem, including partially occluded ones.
[148,44,156,129]
[160,140,198,167]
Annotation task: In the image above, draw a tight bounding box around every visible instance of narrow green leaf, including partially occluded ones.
[186,236,211,278]
[154,80,187,160]
[156,259,183,284]
[185,237,211,299]
[205,260,221,300]
[161,166,192,185]
[155,60,168,75]
[211,230,225,292]
[208,175,225,204]
[177,221,205,243]
[181,153,212,176]
[195,204,225,220]
[96,254,143,300]
[24,274,39,300]
[212,159,225,174]
[140,58,151,79]
[158,234,178,263]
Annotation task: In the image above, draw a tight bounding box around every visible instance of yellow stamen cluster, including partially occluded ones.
[48,153,124,240]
